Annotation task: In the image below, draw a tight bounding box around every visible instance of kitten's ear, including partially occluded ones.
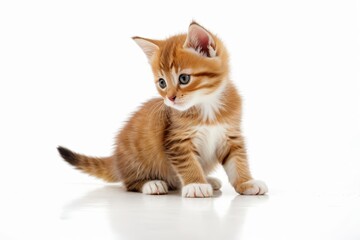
[132,37,160,62]
[183,22,216,57]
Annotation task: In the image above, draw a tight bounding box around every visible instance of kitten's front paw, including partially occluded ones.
[236,179,268,195]
[142,180,168,195]
[182,183,213,198]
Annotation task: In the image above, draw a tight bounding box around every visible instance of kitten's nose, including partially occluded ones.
[168,95,176,102]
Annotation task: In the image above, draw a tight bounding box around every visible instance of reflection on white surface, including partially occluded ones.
[58,185,360,240]
[61,185,266,240]
[1,182,357,240]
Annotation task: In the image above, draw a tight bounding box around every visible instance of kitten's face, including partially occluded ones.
[133,22,229,112]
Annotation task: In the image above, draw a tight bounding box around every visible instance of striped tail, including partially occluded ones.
[57,146,118,182]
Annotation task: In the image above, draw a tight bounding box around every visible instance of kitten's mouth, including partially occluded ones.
[164,99,190,111]
[165,98,184,105]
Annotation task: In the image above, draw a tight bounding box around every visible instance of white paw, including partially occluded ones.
[237,179,268,195]
[182,183,213,198]
[142,180,168,195]
[206,177,222,190]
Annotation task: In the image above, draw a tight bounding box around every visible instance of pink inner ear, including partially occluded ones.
[195,29,209,49]
[188,26,213,57]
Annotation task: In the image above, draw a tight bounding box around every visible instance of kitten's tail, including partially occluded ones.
[57,146,119,182]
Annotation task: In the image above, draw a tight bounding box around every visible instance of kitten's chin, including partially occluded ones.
[164,100,192,112]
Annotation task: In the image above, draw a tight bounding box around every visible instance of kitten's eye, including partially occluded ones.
[179,74,191,85]
[158,78,167,89]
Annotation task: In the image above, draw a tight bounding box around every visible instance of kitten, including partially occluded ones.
[58,22,268,198]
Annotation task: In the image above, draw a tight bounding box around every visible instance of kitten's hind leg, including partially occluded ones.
[206,177,222,191]
[142,180,168,195]
[126,180,168,195]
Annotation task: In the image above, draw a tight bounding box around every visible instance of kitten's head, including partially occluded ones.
[133,22,229,112]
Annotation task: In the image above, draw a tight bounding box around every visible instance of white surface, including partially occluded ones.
[0,0,359,239]
[0,182,359,240]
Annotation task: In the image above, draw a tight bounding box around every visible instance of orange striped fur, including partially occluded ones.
[58,22,268,197]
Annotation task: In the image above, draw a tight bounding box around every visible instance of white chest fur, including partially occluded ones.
[192,125,228,174]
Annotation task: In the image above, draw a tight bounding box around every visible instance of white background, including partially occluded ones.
[0,1,359,239]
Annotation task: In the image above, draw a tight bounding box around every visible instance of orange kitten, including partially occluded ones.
[58,22,268,197]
